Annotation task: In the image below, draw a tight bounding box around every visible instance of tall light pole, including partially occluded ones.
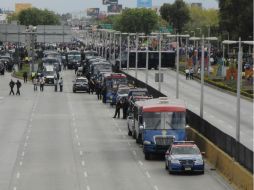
[222,39,254,143]
[135,33,138,79]
[200,35,205,118]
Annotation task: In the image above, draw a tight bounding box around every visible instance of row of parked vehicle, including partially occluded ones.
[75,49,205,175]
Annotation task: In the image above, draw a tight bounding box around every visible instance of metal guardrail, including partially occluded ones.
[123,70,253,173]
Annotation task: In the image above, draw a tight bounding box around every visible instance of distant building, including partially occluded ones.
[15,3,32,13]
[191,3,202,8]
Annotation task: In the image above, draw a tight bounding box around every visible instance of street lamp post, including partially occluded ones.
[200,35,205,118]
[135,33,138,79]
[222,39,254,143]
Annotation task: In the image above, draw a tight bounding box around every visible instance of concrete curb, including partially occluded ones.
[187,127,253,190]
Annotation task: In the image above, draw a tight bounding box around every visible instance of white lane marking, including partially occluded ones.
[118,128,122,132]
[138,160,143,166]
[19,161,23,166]
[16,172,20,179]
[145,171,151,178]
[127,142,131,146]
[84,171,88,178]
[80,151,83,156]
[86,185,90,190]
[132,150,137,156]
[21,152,25,157]
[76,135,79,139]
[218,120,225,124]
[77,142,81,146]
[210,115,215,119]
[81,160,85,166]
[13,186,17,190]
[154,185,159,190]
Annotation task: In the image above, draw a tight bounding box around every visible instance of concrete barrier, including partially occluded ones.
[187,127,253,190]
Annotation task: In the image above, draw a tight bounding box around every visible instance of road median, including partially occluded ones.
[187,127,253,190]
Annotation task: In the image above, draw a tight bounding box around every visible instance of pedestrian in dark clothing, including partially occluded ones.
[74,65,78,74]
[54,77,58,92]
[16,80,22,95]
[122,98,129,119]
[9,79,15,95]
[39,77,45,92]
[95,82,100,100]
[102,86,107,103]
[23,72,28,83]
[59,77,63,92]
[57,72,60,80]
[88,80,94,94]
[113,100,122,118]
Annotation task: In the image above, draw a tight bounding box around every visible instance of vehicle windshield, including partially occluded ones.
[118,88,129,94]
[143,112,186,130]
[44,71,55,76]
[69,54,81,61]
[131,91,148,96]
[94,64,111,73]
[76,79,87,83]
[105,78,127,88]
[171,146,200,155]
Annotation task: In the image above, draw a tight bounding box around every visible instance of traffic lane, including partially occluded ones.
[128,70,253,149]
[66,86,234,190]
[111,109,234,190]
[67,90,154,190]
[10,85,83,190]
[0,73,37,190]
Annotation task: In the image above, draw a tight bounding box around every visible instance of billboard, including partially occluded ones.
[102,0,118,5]
[137,0,152,8]
[107,4,122,13]
[87,8,100,17]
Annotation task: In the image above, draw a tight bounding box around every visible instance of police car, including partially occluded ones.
[165,141,205,174]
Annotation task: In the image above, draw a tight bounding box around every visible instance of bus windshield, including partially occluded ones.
[143,112,186,130]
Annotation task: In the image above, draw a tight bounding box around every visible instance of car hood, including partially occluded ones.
[171,154,202,160]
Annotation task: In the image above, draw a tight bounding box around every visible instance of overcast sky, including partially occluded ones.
[1,0,218,14]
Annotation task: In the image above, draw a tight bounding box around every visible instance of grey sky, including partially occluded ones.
[1,0,218,14]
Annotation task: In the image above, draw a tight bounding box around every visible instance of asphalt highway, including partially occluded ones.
[124,69,253,150]
[0,70,234,190]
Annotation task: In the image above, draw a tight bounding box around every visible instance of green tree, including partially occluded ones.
[218,0,253,40]
[160,0,190,33]
[17,8,60,26]
[184,6,219,37]
[114,8,158,34]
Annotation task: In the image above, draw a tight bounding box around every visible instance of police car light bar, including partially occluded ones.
[173,141,195,145]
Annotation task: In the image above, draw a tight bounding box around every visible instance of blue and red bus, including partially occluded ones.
[133,97,187,160]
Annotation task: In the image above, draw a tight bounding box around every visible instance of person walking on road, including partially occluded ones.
[39,77,45,92]
[33,77,38,91]
[54,77,58,92]
[59,77,63,92]
[23,71,28,83]
[16,80,22,95]
[9,79,15,95]
[122,98,129,119]
[113,99,122,119]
